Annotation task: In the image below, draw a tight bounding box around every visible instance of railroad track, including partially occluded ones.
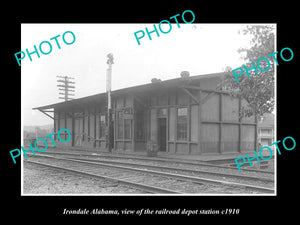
[24,160,179,194]
[25,151,274,183]
[24,154,275,194]
[64,156,274,184]
[32,150,275,174]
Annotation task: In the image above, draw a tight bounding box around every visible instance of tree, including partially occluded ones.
[222,25,275,120]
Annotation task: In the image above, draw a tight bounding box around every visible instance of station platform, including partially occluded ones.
[49,146,265,165]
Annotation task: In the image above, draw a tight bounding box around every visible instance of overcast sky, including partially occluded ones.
[21,23,259,126]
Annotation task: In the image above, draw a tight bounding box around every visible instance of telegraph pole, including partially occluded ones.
[106,53,114,152]
[57,76,75,101]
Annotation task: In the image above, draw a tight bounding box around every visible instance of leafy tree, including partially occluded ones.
[222,25,275,120]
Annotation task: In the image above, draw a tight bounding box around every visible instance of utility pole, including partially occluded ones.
[106,53,114,152]
[57,76,75,101]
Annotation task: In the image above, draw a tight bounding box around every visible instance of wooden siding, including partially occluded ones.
[114,95,135,151]
[222,95,239,122]
[168,107,176,141]
[241,98,255,123]
[201,124,219,154]
[202,93,219,121]
[52,75,257,154]
[190,105,198,142]
[241,125,255,152]
[222,124,239,153]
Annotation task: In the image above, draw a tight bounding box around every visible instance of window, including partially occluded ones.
[177,107,188,140]
[124,119,131,139]
[136,109,145,140]
[117,111,123,139]
[158,108,167,117]
[260,128,271,135]
[99,115,106,138]
[117,109,132,140]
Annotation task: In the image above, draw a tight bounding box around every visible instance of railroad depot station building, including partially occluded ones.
[34,72,257,155]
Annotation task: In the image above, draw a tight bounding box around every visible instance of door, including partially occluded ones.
[158,118,167,151]
[74,117,83,147]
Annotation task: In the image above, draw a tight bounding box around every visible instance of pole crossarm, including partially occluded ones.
[57,75,75,102]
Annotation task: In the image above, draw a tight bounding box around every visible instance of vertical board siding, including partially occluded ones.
[190,105,198,142]
[116,98,124,108]
[158,95,168,106]
[95,113,99,139]
[66,117,72,136]
[222,95,239,122]
[169,92,176,105]
[241,125,255,152]
[84,111,89,140]
[169,107,176,141]
[201,93,219,121]
[51,74,257,155]
[125,96,133,107]
[150,108,157,141]
[190,143,199,155]
[201,124,219,153]
[74,117,83,146]
[199,77,221,89]
[176,143,189,154]
[89,114,95,138]
[59,115,65,130]
[222,124,239,152]
[177,91,189,105]
[54,112,59,139]
[241,99,255,123]
[168,143,175,153]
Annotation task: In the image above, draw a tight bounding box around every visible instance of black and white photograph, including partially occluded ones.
[4,6,298,220]
[20,23,276,195]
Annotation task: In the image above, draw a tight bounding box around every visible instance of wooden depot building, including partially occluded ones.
[34,72,257,155]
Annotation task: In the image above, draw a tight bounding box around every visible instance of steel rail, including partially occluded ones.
[25,160,181,194]
[27,154,275,194]
[65,156,274,183]
[33,151,274,174]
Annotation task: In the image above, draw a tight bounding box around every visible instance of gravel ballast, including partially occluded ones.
[23,161,142,194]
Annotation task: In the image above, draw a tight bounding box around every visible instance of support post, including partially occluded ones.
[198,90,202,155]
[37,109,54,120]
[106,53,114,152]
[219,93,223,154]
[238,97,242,153]
[255,111,258,152]
[180,87,200,104]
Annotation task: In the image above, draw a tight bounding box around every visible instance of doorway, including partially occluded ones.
[157,118,167,151]
[74,118,83,147]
